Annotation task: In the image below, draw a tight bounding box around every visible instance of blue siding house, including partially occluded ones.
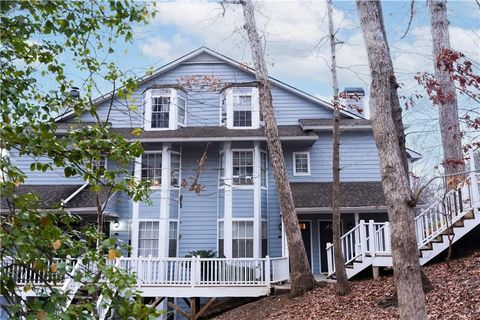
[4,47,422,318]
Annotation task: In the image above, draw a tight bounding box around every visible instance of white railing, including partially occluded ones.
[117,256,289,288]
[270,257,289,283]
[3,257,76,286]
[415,175,477,248]
[327,171,479,277]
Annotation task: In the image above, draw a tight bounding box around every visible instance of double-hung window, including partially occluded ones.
[151,96,170,129]
[92,156,107,173]
[233,150,254,185]
[293,152,310,176]
[261,151,267,187]
[171,152,181,187]
[177,97,186,126]
[262,221,268,257]
[141,153,162,187]
[138,221,159,257]
[232,220,254,258]
[169,221,178,257]
[233,88,253,127]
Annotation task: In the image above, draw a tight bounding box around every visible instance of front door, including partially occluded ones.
[319,221,333,273]
[299,221,312,269]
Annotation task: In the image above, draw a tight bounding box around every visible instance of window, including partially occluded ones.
[151,96,170,128]
[262,221,268,257]
[220,92,227,126]
[218,221,224,257]
[177,97,186,126]
[138,221,159,257]
[293,152,310,176]
[171,152,181,187]
[92,156,107,173]
[169,221,178,257]
[233,150,253,185]
[233,88,252,127]
[261,151,267,187]
[142,153,162,187]
[233,220,254,258]
[219,151,225,186]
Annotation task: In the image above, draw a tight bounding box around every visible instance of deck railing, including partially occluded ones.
[117,256,289,287]
[327,171,479,276]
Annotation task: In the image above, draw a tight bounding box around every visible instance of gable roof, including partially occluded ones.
[58,47,363,122]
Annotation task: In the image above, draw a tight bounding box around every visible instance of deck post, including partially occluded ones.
[359,220,366,259]
[189,297,196,320]
[265,256,271,286]
[384,222,391,253]
[368,220,375,257]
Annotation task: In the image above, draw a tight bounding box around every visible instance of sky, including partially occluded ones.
[62,0,480,176]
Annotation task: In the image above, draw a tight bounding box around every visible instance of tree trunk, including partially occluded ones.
[428,0,465,189]
[327,0,349,296]
[356,1,427,320]
[240,0,316,297]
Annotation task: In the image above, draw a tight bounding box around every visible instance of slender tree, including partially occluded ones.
[327,0,349,295]
[240,0,316,297]
[356,1,427,319]
[428,0,466,188]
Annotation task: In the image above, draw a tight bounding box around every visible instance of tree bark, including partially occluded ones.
[327,0,349,296]
[428,0,465,189]
[240,0,316,297]
[356,1,427,320]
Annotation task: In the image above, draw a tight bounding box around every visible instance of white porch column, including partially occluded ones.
[159,143,171,258]
[223,142,233,258]
[131,156,142,257]
[253,141,262,258]
[281,218,289,258]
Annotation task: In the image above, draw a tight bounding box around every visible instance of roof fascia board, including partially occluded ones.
[127,135,318,143]
[296,206,388,213]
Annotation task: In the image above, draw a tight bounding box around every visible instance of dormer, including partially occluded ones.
[143,87,187,130]
[220,87,261,129]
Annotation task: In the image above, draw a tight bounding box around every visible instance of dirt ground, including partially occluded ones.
[214,250,480,320]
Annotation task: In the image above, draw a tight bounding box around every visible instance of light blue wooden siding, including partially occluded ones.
[178,144,220,257]
[285,131,381,182]
[74,52,335,128]
[267,169,282,258]
[232,189,254,218]
[261,190,268,219]
[218,190,224,218]
[139,190,160,219]
[170,189,179,219]
[8,150,84,185]
[110,192,133,253]
[271,86,332,125]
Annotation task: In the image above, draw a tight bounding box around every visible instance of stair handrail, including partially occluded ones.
[326,222,366,275]
[96,259,119,320]
[415,174,475,248]
[61,257,83,311]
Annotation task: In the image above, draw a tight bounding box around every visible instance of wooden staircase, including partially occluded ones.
[327,172,480,279]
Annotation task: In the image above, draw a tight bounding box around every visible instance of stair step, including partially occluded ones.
[463,210,475,219]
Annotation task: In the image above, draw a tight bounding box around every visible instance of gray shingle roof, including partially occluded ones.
[1,184,112,211]
[290,181,385,208]
[299,118,371,129]
[111,125,317,141]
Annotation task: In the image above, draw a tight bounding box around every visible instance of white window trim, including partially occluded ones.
[170,150,182,189]
[138,220,160,257]
[141,151,163,189]
[260,150,268,190]
[144,88,185,131]
[232,148,255,189]
[223,87,260,129]
[293,151,311,176]
[177,96,187,127]
[169,219,179,257]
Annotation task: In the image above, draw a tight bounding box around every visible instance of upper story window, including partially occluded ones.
[144,88,187,130]
[141,152,162,187]
[138,221,159,257]
[221,87,260,129]
[261,151,267,187]
[171,152,181,187]
[92,156,107,173]
[233,150,253,185]
[293,152,310,176]
[152,96,170,128]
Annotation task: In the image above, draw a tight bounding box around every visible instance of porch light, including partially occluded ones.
[113,219,120,229]
[299,222,307,230]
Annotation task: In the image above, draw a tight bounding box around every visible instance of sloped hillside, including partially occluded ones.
[215,250,480,320]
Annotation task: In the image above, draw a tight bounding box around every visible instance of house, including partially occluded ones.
[4,47,479,319]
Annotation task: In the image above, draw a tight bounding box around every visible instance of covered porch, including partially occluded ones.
[290,181,388,274]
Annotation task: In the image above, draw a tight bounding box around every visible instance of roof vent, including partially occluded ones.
[70,86,80,99]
